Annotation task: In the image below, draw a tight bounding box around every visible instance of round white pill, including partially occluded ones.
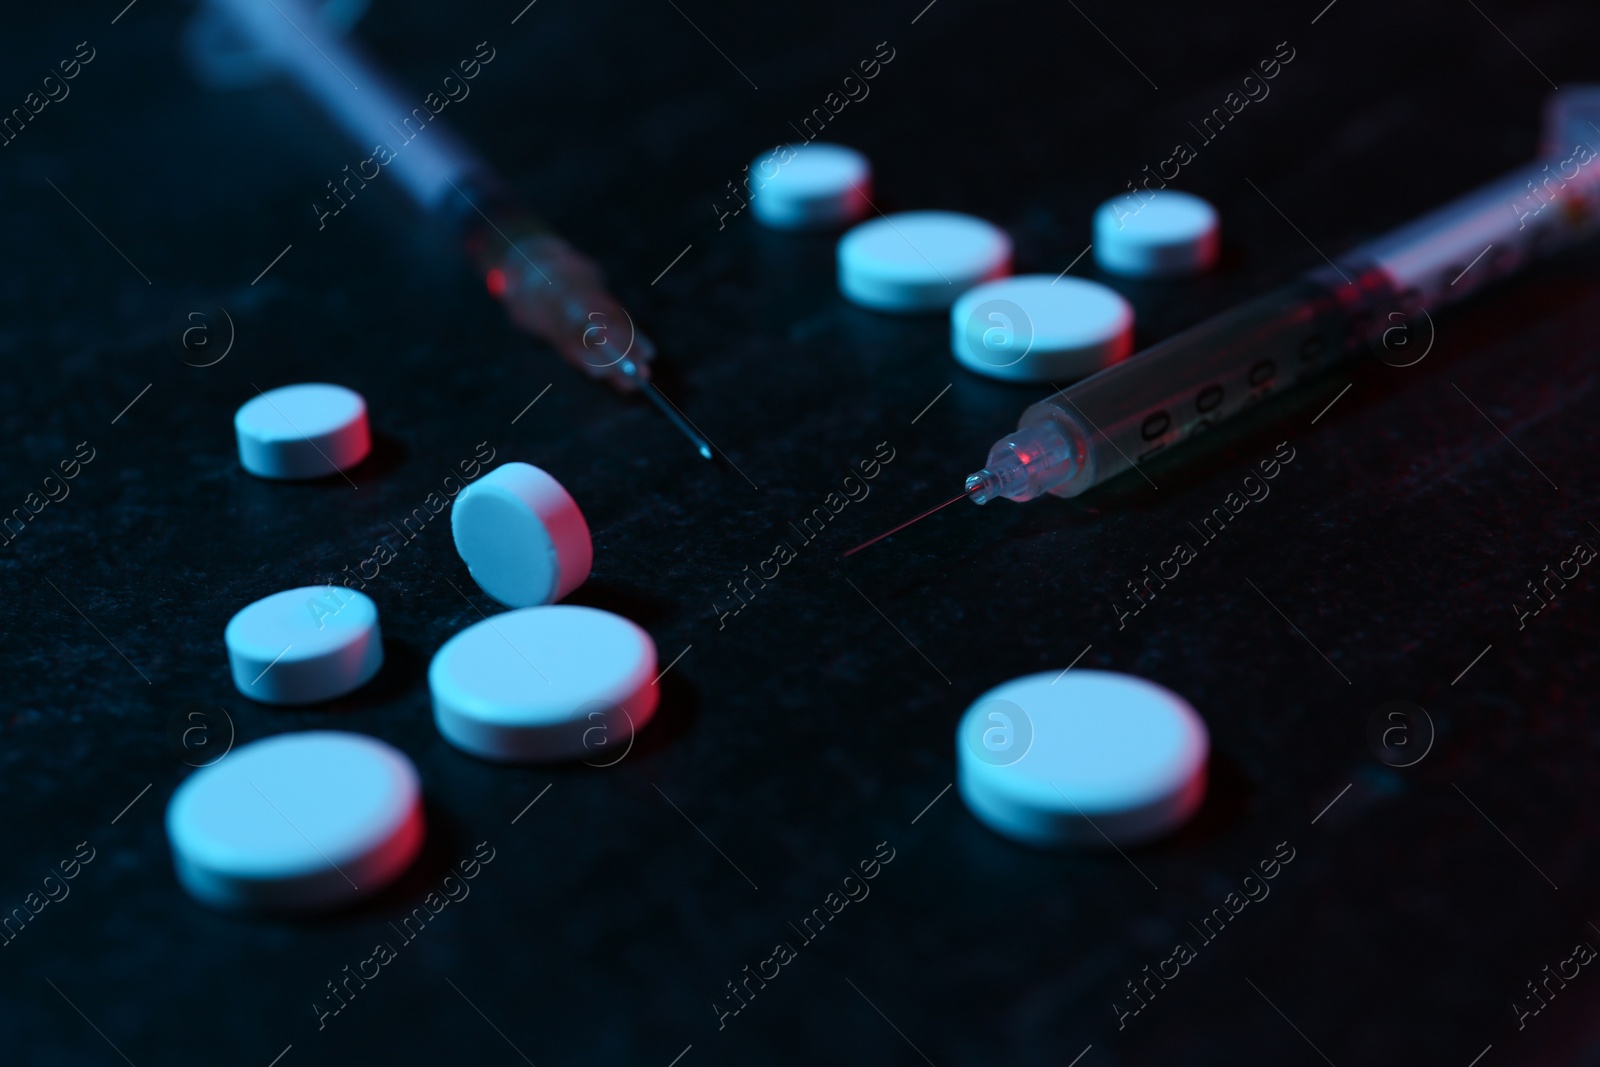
[1093,190,1219,278]
[166,731,423,912]
[956,670,1208,848]
[451,462,592,608]
[430,605,658,764]
[950,274,1134,383]
[749,143,872,231]
[224,586,383,705]
[234,383,371,480]
[838,211,1012,312]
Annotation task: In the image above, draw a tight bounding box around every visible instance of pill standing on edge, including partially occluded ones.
[838,210,1012,312]
[430,604,658,764]
[956,670,1208,848]
[166,731,424,913]
[233,383,371,479]
[951,274,1134,383]
[451,461,593,609]
[224,585,383,705]
[750,143,872,230]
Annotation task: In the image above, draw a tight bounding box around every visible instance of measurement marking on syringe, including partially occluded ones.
[1051,384,1159,490]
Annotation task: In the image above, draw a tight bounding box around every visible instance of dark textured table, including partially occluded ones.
[3,1,1598,1064]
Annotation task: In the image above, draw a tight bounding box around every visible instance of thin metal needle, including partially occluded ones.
[618,358,715,460]
[638,378,715,460]
[841,489,972,557]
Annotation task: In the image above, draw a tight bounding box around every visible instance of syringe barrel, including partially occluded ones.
[1008,267,1393,499]
[980,144,1600,502]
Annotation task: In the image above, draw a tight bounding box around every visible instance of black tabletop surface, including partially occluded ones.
[3,1,1599,1064]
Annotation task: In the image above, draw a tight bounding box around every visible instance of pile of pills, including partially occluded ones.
[747,140,1218,385]
[171,385,654,913]
[170,144,1227,915]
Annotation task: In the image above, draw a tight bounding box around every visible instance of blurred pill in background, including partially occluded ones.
[839,210,1012,312]
[750,143,872,231]
[1094,190,1219,278]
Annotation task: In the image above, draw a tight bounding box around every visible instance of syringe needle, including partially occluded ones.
[841,489,973,558]
[622,363,716,461]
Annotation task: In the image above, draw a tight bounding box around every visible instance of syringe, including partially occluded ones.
[194,0,714,459]
[967,141,1600,508]
[966,145,1600,505]
[844,131,1600,556]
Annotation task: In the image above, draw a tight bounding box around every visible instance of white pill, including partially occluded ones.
[166,731,423,912]
[224,586,383,705]
[451,462,592,608]
[956,670,1208,848]
[750,143,872,230]
[838,211,1012,313]
[234,383,371,480]
[1094,190,1219,278]
[950,274,1134,383]
[430,605,658,764]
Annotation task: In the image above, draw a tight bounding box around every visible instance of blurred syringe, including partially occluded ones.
[192,0,713,459]
[846,101,1600,556]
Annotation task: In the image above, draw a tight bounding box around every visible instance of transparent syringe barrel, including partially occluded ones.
[975,267,1393,501]
[972,147,1600,502]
